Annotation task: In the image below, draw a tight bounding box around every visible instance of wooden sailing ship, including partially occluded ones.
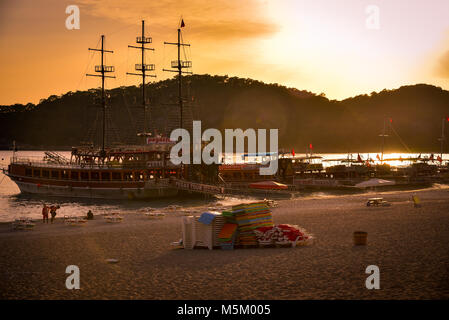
[6,20,193,199]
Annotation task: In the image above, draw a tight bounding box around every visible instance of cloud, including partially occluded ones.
[78,0,278,40]
[188,20,278,40]
[437,50,449,78]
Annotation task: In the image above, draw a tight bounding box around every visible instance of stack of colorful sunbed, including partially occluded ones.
[182,204,313,250]
[221,210,236,224]
[212,215,226,247]
[218,223,238,250]
[230,202,274,246]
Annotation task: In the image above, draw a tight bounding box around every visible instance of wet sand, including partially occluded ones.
[1,187,448,299]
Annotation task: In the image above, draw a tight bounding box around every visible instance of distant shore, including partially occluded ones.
[1,186,448,299]
[2,147,449,154]
[0,147,73,152]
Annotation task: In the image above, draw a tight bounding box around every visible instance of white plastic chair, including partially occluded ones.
[182,216,195,249]
[194,217,214,250]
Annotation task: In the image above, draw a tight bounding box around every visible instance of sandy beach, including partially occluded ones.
[1,186,448,300]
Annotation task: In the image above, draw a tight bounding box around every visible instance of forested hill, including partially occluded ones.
[1,74,448,153]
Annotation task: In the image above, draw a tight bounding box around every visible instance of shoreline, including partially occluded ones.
[1,183,447,224]
[1,186,448,299]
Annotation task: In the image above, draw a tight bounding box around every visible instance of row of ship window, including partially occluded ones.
[24,168,179,181]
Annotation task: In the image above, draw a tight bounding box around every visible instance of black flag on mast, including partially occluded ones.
[180,19,185,28]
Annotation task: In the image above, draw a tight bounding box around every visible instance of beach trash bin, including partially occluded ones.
[353,231,368,246]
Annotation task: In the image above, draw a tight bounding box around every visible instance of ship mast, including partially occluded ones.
[163,19,192,132]
[438,117,446,162]
[127,20,156,140]
[87,35,115,156]
[379,117,389,163]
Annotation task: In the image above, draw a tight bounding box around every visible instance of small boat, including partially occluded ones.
[249,181,288,190]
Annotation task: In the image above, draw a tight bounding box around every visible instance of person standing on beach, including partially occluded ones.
[50,205,60,224]
[42,204,49,223]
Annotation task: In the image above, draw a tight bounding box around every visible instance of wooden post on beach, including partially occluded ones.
[353,231,368,245]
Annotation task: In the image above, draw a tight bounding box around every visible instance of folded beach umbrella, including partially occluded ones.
[355,178,395,188]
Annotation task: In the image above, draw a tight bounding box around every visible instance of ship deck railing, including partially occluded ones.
[10,156,179,170]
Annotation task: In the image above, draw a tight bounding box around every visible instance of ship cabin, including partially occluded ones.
[8,143,183,185]
[218,164,276,184]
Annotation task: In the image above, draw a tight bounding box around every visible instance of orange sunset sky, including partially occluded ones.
[1,0,449,105]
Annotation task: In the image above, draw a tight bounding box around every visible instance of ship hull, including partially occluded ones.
[8,177,178,200]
